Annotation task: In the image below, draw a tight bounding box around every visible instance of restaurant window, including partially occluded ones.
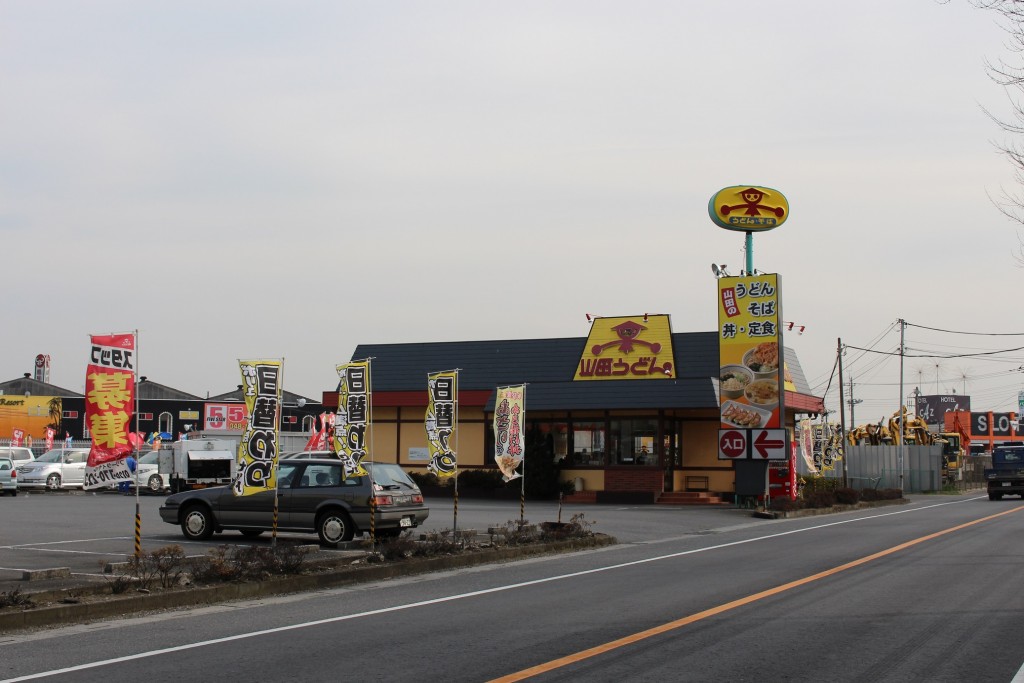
[572,421,606,466]
[532,422,569,464]
[610,418,657,465]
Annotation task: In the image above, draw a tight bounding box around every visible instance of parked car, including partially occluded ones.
[131,450,169,493]
[0,447,35,466]
[279,450,341,460]
[0,457,16,495]
[159,459,428,545]
[16,448,90,490]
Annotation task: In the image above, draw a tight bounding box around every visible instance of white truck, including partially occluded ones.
[159,438,237,493]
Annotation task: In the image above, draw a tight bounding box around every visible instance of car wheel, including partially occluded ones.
[45,473,61,491]
[317,509,354,545]
[991,492,1003,500]
[239,529,264,539]
[181,505,216,541]
[147,475,163,493]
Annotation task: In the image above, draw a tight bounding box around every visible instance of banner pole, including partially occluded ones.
[272,357,284,551]
[133,329,142,557]
[453,369,460,535]
[520,384,526,526]
[368,358,375,551]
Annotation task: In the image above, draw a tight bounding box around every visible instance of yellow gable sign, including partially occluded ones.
[574,315,676,380]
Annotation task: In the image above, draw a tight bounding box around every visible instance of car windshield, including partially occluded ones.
[139,452,160,465]
[371,464,417,489]
[36,450,71,463]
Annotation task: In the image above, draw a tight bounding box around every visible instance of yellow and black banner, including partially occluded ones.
[334,360,371,479]
[233,359,282,496]
[426,370,458,479]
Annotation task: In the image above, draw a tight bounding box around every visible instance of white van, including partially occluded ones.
[0,447,35,466]
[16,448,90,490]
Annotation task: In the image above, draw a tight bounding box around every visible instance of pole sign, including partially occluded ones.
[719,429,747,460]
[719,428,789,460]
[718,273,784,431]
[708,185,789,232]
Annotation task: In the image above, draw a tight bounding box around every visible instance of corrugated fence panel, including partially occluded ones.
[807,445,944,493]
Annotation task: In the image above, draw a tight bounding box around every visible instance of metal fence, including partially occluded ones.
[797,444,985,493]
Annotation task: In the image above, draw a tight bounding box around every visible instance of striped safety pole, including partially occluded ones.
[134,502,142,557]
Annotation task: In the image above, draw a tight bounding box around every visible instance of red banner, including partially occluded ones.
[45,427,55,451]
[11,429,24,447]
[84,333,136,489]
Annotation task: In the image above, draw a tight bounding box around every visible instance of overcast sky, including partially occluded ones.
[1,1,1019,426]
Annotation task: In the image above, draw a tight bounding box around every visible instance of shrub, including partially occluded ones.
[0,589,35,609]
[834,488,860,505]
[457,468,504,490]
[408,471,447,489]
[804,489,837,509]
[149,545,187,588]
[772,497,805,512]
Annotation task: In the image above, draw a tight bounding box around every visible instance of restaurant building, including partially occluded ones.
[323,318,824,502]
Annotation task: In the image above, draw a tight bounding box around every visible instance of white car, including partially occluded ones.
[0,447,35,466]
[16,448,90,490]
[132,451,169,493]
[0,457,16,495]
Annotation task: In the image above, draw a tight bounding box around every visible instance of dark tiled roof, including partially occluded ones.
[207,387,321,405]
[136,379,203,401]
[0,376,83,398]
[350,332,815,410]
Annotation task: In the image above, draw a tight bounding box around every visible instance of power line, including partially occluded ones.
[843,344,1024,359]
[905,322,1024,336]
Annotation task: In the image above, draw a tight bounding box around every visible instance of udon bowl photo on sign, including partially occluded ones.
[743,379,780,411]
[742,341,779,380]
[719,364,753,400]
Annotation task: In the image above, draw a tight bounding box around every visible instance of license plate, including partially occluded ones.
[1002,482,1012,487]
[400,517,412,527]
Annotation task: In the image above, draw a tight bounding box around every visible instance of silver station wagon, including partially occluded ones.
[159,459,429,545]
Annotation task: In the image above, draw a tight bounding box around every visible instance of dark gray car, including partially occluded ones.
[158,459,429,545]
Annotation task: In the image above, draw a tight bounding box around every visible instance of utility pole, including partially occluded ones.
[838,338,848,487]
[898,319,906,494]
[848,376,862,428]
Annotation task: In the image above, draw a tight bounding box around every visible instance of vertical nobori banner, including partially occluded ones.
[233,360,282,497]
[334,360,370,479]
[426,370,458,479]
[84,333,136,489]
[494,385,525,482]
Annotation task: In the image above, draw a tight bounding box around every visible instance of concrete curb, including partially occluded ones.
[752,497,910,520]
[0,535,616,632]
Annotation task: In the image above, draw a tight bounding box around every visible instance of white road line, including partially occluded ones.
[0,537,129,550]
[0,496,990,682]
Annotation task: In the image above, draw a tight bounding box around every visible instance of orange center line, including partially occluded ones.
[489,506,1024,683]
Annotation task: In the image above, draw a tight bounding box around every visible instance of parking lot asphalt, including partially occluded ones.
[0,487,768,599]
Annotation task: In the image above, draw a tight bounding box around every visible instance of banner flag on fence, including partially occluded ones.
[84,332,136,490]
[426,370,459,479]
[304,412,334,451]
[333,361,371,479]
[11,429,23,447]
[45,427,55,451]
[494,385,525,482]
[233,359,283,497]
